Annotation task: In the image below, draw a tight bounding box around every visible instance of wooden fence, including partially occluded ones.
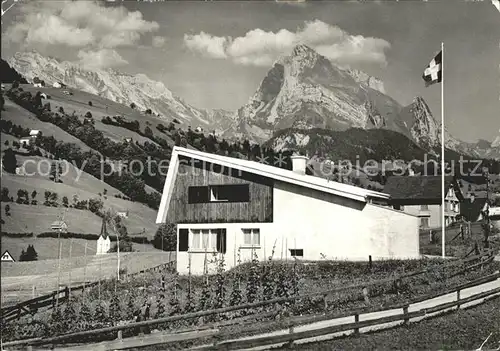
[1,261,174,323]
[4,270,499,351]
[1,250,497,350]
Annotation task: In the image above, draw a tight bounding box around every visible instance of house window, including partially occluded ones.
[188,184,250,204]
[420,218,429,228]
[188,228,226,253]
[394,205,405,211]
[289,249,303,257]
[242,229,260,246]
[421,205,429,210]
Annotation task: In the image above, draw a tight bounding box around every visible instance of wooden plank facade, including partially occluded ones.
[166,156,273,223]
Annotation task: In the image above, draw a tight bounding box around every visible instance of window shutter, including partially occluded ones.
[179,229,189,252]
[188,186,209,204]
[216,229,227,254]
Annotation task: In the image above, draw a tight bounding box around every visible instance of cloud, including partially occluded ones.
[152,36,166,48]
[4,1,159,49]
[183,20,391,67]
[184,31,229,59]
[77,49,128,69]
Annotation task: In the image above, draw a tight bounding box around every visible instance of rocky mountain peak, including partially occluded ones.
[492,136,500,148]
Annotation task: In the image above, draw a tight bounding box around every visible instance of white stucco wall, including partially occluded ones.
[176,180,420,275]
[96,237,111,255]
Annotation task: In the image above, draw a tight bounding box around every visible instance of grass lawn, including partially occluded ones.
[1,236,161,262]
[282,296,500,350]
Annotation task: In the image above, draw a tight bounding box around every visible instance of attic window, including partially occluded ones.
[188,184,250,204]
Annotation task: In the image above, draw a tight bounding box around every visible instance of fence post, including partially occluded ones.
[117,330,122,340]
[323,293,328,312]
[368,255,372,271]
[456,289,461,310]
[403,305,409,326]
[354,313,360,336]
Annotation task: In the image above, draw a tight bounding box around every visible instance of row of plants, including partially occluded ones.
[1,187,105,215]
[2,250,497,343]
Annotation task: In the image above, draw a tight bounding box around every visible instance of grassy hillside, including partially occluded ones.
[1,202,157,237]
[1,236,161,262]
[18,84,176,143]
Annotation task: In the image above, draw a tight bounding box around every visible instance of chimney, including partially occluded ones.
[290,154,308,175]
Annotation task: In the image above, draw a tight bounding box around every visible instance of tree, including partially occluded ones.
[50,160,63,182]
[5,204,11,216]
[130,102,136,109]
[0,93,4,111]
[88,101,93,106]
[85,111,92,118]
[62,196,69,207]
[145,108,152,115]
[144,126,153,138]
[19,245,38,261]
[153,223,176,251]
[1,187,10,202]
[2,148,17,173]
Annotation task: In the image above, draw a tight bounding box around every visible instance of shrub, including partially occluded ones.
[1,187,11,202]
[19,244,38,261]
[130,102,136,109]
[2,148,17,173]
[88,101,93,106]
[4,204,11,216]
[153,223,176,251]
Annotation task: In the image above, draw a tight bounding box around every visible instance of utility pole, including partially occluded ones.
[482,167,491,249]
[55,205,69,308]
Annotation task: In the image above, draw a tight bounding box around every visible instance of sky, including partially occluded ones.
[1,0,499,143]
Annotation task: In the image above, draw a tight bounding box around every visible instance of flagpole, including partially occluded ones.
[441,41,446,259]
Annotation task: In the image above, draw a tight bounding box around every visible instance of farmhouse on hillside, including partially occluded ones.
[29,130,42,139]
[383,175,464,229]
[156,146,421,275]
[96,218,111,255]
[51,221,68,233]
[19,137,31,148]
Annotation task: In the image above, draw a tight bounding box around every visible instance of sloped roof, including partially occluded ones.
[156,146,391,224]
[29,130,41,135]
[51,221,66,226]
[383,176,463,203]
[99,217,109,240]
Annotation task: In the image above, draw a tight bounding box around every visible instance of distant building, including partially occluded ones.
[116,211,129,219]
[489,206,500,231]
[15,166,25,175]
[195,127,203,133]
[19,137,31,147]
[33,83,43,88]
[124,137,133,143]
[384,176,464,229]
[51,221,68,233]
[96,218,111,255]
[40,93,48,99]
[29,130,42,138]
[52,82,66,88]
